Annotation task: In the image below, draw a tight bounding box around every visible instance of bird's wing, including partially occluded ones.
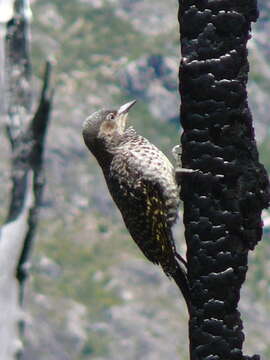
[109,147,179,271]
[139,179,178,272]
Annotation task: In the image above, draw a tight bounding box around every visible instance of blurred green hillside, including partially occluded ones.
[2,0,270,359]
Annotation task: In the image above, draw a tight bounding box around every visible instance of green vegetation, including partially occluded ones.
[81,332,111,358]
[259,138,270,172]
[32,2,149,74]
[24,0,270,358]
[32,214,128,313]
[247,235,270,305]
[31,215,120,357]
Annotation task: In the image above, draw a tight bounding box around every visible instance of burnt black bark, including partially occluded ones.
[178,1,270,360]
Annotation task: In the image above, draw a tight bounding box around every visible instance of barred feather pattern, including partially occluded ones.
[84,121,190,309]
[105,128,184,274]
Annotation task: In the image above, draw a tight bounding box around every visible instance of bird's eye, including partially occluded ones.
[106,113,115,121]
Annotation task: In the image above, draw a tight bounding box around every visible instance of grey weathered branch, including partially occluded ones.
[0,0,53,358]
[178,1,270,360]
[0,171,34,359]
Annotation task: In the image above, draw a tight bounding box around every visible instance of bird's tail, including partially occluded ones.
[171,261,191,315]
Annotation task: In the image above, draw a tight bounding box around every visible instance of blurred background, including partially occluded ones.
[1,0,270,359]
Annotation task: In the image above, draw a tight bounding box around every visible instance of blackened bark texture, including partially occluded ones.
[178,1,270,360]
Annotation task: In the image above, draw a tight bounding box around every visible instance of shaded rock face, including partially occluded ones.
[119,47,270,140]
[119,54,180,124]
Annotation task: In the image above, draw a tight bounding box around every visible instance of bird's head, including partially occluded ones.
[82,100,136,155]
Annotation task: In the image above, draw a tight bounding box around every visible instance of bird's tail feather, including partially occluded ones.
[171,262,191,314]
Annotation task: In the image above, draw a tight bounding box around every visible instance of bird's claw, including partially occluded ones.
[172,145,182,167]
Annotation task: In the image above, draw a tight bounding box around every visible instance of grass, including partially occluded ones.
[32,1,151,75]
[27,1,270,358]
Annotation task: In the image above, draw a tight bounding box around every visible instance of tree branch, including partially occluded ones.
[0,0,53,358]
[178,1,270,359]
[0,171,34,359]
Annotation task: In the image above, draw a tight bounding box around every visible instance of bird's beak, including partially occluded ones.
[116,100,137,133]
[117,100,137,115]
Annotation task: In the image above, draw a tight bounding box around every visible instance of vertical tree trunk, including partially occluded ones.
[178,1,270,359]
[0,0,53,358]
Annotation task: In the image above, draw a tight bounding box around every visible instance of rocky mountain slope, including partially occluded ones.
[0,0,269,359]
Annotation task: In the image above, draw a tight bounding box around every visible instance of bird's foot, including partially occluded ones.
[172,145,198,174]
[175,166,199,187]
[172,145,182,167]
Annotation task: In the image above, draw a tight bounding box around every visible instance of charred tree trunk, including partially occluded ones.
[0,0,53,358]
[178,1,270,360]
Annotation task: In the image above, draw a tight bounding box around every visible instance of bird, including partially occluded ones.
[82,100,190,311]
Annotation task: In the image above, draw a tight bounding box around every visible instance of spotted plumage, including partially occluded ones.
[82,100,190,310]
